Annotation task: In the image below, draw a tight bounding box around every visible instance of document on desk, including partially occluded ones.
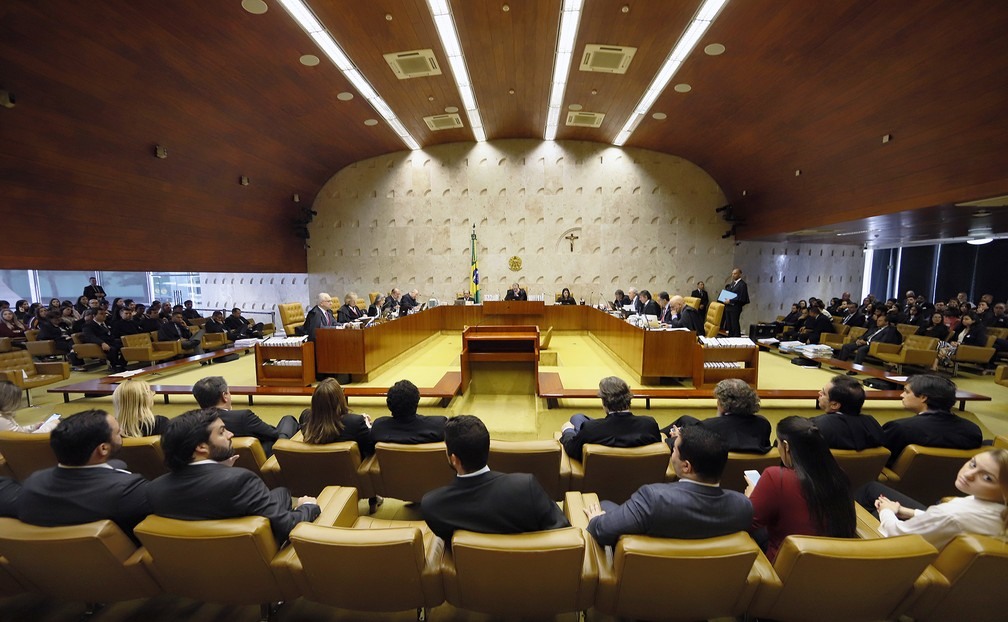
[718,289,737,303]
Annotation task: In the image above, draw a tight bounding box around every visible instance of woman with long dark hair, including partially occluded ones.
[747,416,855,561]
[917,311,950,341]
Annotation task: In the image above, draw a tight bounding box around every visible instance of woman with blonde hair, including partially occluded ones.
[0,380,59,433]
[299,378,379,510]
[112,378,169,437]
[857,448,1008,549]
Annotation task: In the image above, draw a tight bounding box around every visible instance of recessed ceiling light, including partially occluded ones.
[299,54,320,66]
[444,106,459,113]
[364,119,379,126]
[973,209,991,218]
[795,169,802,176]
[337,92,354,101]
[621,5,630,14]
[508,89,515,95]
[428,95,435,101]
[673,83,691,93]
[502,4,510,11]
[704,43,725,55]
[241,0,268,15]
[652,112,667,120]
[385,14,393,21]
[568,104,583,111]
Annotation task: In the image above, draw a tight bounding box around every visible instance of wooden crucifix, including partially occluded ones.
[565,232,579,252]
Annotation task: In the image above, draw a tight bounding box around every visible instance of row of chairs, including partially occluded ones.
[1,485,1003,621]
[1,429,988,508]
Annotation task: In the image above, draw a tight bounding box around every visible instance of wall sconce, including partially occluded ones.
[239,176,250,186]
[154,145,168,159]
[293,193,300,202]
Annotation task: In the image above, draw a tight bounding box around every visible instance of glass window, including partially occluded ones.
[99,271,149,302]
[36,270,95,302]
[0,270,32,302]
[151,272,201,306]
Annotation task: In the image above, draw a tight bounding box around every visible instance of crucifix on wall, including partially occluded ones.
[565,232,579,252]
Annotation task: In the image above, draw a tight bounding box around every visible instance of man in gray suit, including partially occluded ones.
[583,426,752,547]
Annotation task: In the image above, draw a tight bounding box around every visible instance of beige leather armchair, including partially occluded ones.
[0,348,69,406]
[0,431,57,480]
[121,332,180,364]
[364,442,455,503]
[71,332,107,365]
[910,533,1008,622]
[280,486,444,619]
[881,444,984,505]
[704,301,725,337]
[716,448,782,493]
[830,446,891,490]
[488,439,570,500]
[24,328,60,360]
[117,435,167,480]
[442,527,597,618]
[750,534,940,621]
[569,442,670,504]
[0,518,161,604]
[262,438,373,498]
[231,436,270,483]
[822,325,866,348]
[870,334,939,372]
[995,364,1008,388]
[819,322,851,348]
[950,339,996,375]
[277,302,305,337]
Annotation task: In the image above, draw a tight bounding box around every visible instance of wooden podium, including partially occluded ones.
[255,340,315,387]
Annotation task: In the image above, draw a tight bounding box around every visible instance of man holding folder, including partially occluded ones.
[720,267,750,337]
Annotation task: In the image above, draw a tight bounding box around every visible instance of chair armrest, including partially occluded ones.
[153,342,182,354]
[314,486,360,528]
[121,346,149,360]
[855,503,884,539]
[26,340,56,357]
[870,342,901,356]
[564,491,596,530]
[0,369,23,386]
[880,467,899,482]
[35,361,69,378]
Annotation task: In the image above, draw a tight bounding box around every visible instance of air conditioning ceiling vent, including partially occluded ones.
[384,49,442,79]
[424,113,464,131]
[565,111,605,128]
[579,44,637,74]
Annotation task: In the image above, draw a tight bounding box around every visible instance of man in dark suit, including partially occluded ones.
[82,276,106,301]
[661,378,771,454]
[627,287,643,314]
[138,305,163,332]
[148,409,319,544]
[810,376,884,450]
[840,301,866,328]
[111,307,143,338]
[181,299,202,322]
[224,307,264,339]
[38,310,84,366]
[420,415,568,544]
[690,281,710,315]
[612,289,632,311]
[722,267,750,337]
[583,426,753,547]
[637,290,661,317]
[504,283,528,301]
[881,375,982,466]
[837,310,903,365]
[559,376,661,461]
[204,310,239,342]
[398,288,420,316]
[82,309,128,372]
[158,311,204,355]
[303,292,336,341]
[372,379,447,444]
[192,376,298,457]
[336,292,365,324]
[796,303,834,344]
[666,295,705,335]
[382,288,402,315]
[18,410,151,542]
[0,477,21,517]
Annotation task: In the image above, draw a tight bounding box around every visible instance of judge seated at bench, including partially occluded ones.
[504,283,527,301]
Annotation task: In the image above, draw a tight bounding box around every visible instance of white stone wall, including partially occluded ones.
[196,273,309,328]
[733,241,866,323]
[307,139,736,303]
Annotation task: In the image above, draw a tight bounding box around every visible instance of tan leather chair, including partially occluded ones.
[950,340,996,376]
[488,439,570,500]
[0,518,160,604]
[820,322,852,348]
[263,439,373,498]
[281,487,444,619]
[231,436,270,483]
[135,515,298,615]
[71,333,107,365]
[117,435,167,480]
[540,325,553,349]
[704,301,725,338]
[442,527,597,618]
[277,302,306,337]
[683,295,701,310]
[24,328,61,360]
[0,560,25,597]
[0,337,10,353]
[993,433,1008,449]
[569,442,670,504]
[368,292,382,305]
[0,348,69,406]
[750,534,939,622]
[870,334,939,373]
[0,432,57,481]
[823,325,867,348]
[200,329,231,350]
[830,446,891,490]
[910,534,1008,622]
[121,332,180,364]
[995,364,1008,388]
[881,444,984,505]
[716,448,781,493]
[364,442,455,503]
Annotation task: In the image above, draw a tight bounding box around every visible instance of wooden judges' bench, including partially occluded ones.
[314,302,695,383]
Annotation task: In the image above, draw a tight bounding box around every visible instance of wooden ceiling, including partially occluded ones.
[2,0,1007,272]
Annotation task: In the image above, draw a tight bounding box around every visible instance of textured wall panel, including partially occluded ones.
[307,140,734,305]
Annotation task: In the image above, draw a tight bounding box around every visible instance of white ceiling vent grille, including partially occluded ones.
[424,113,464,131]
[565,111,605,128]
[383,49,442,79]
[579,44,637,74]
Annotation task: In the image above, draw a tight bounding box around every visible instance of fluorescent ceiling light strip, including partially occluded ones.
[614,0,729,147]
[426,0,485,142]
[278,0,420,150]
[544,0,584,140]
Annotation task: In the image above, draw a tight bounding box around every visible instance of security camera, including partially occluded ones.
[0,90,15,109]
